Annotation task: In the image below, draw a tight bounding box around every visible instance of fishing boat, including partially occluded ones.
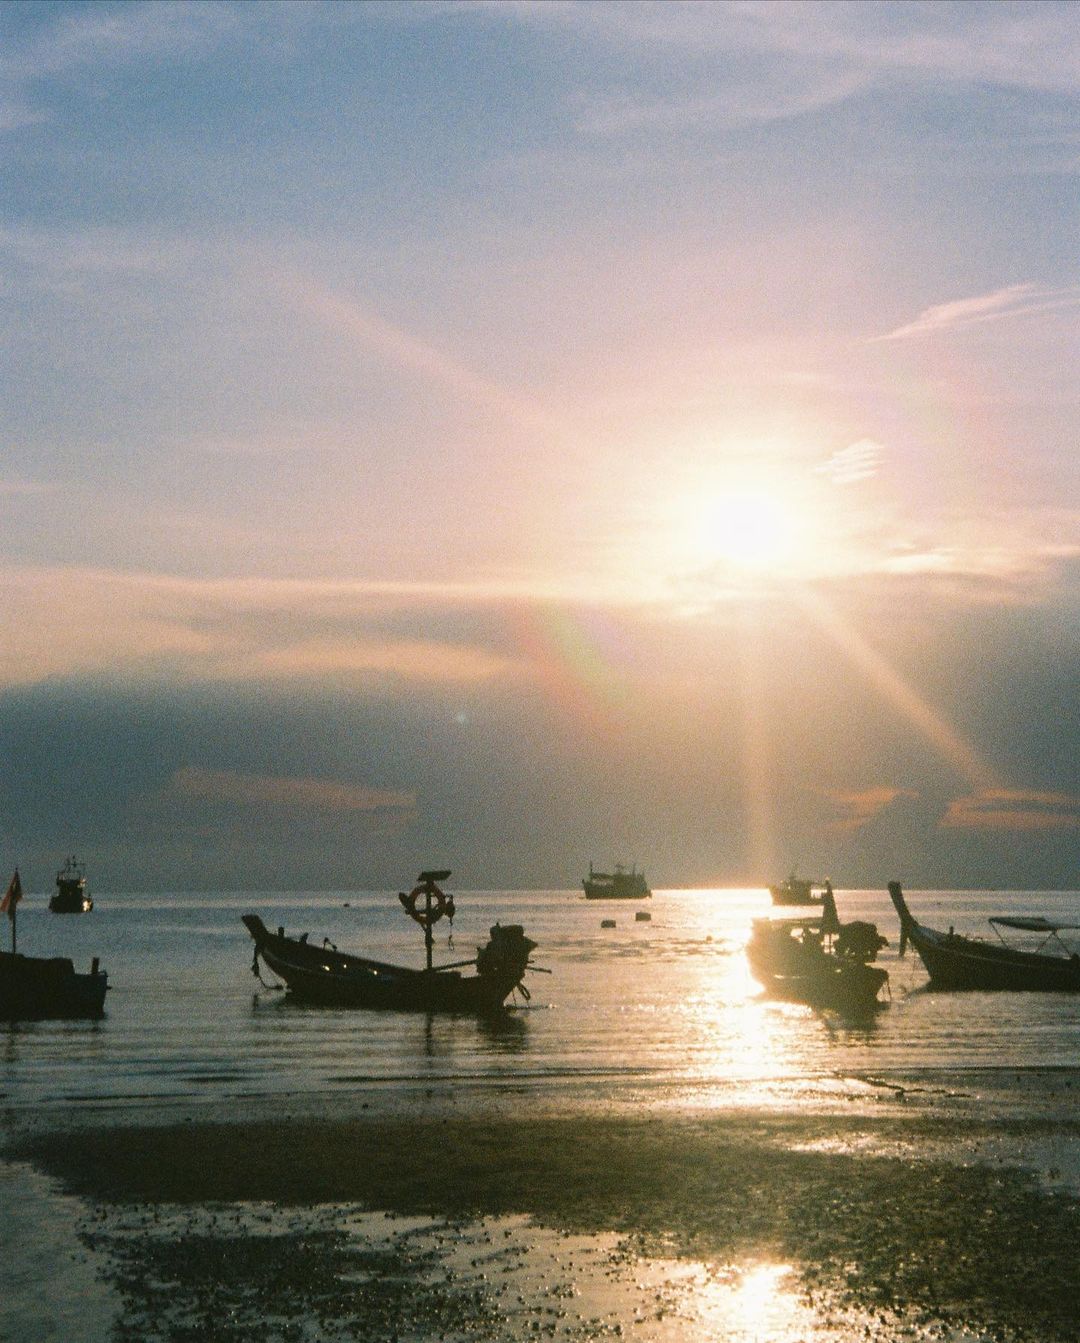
[0,950,108,1020]
[0,869,108,1019]
[242,869,539,1013]
[888,882,1080,992]
[769,871,824,906]
[747,882,889,1015]
[50,856,93,913]
[582,862,651,900]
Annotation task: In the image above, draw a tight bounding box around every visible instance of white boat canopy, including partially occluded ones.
[989,916,1080,933]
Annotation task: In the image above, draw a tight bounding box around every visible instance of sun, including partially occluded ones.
[691,489,798,571]
[674,483,804,578]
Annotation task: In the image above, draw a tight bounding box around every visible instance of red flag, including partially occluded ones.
[1,869,22,919]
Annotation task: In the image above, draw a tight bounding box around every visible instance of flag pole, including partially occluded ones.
[2,868,21,955]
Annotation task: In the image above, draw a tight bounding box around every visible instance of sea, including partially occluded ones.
[4,886,1080,1343]
[2,884,1079,1119]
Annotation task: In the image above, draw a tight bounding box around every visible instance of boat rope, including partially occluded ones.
[250,947,284,992]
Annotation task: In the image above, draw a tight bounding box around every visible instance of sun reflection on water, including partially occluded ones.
[701,1262,812,1339]
[635,1257,820,1342]
[647,887,889,1111]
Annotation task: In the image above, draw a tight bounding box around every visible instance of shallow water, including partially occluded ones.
[3,886,1080,1119]
[5,886,1080,1343]
[44,1200,991,1343]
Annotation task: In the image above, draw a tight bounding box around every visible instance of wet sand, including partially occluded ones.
[15,1103,1080,1342]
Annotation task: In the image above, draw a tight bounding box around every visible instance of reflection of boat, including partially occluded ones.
[747,883,888,1015]
[582,863,651,900]
[1,868,107,1019]
[50,856,93,913]
[889,882,1080,992]
[769,871,824,906]
[243,870,538,1013]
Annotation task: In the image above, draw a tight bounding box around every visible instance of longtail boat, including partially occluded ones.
[889,882,1080,992]
[747,882,888,1016]
[243,869,538,1013]
[1,868,107,1019]
[0,950,108,1020]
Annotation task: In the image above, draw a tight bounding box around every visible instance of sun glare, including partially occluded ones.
[633,453,871,597]
[667,478,808,581]
[694,490,798,571]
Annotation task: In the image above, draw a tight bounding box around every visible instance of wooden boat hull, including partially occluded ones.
[747,931,887,1016]
[0,951,107,1020]
[888,883,1080,991]
[243,915,535,1013]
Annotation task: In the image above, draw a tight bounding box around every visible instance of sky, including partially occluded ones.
[1,0,1078,892]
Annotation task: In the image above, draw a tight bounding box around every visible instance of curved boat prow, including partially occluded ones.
[887,881,914,957]
[242,914,271,946]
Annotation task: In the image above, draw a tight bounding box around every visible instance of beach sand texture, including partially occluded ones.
[15,1104,1080,1342]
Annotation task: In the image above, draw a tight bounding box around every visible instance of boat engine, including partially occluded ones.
[835,920,888,963]
[476,924,537,982]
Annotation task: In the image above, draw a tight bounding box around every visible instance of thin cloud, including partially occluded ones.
[0,564,538,689]
[219,637,515,686]
[1,3,239,81]
[0,2,326,135]
[0,100,47,131]
[574,68,868,135]
[941,789,1080,832]
[821,785,917,835]
[872,284,1080,342]
[814,439,883,486]
[169,766,415,816]
[481,2,1080,127]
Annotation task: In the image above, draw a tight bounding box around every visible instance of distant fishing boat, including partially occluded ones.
[582,862,651,900]
[50,856,93,913]
[747,882,888,1016]
[769,871,825,906]
[243,869,540,1013]
[0,868,107,1020]
[889,882,1080,992]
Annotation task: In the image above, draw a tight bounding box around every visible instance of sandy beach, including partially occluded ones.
[11,1092,1080,1343]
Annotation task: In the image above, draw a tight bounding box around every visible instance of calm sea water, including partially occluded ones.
[3,886,1080,1121]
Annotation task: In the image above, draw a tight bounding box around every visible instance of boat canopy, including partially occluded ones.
[758,915,827,931]
[990,916,1080,933]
